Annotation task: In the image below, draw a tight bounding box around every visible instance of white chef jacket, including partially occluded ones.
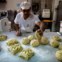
[14,12,40,32]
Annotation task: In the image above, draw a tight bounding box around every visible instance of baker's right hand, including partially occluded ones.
[16,31,22,36]
[36,29,43,36]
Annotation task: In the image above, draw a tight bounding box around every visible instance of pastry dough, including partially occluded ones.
[7,39,19,46]
[59,44,62,50]
[30,39,40,47]
[8,44,23,55]
[0,35,7,41]
[28,35,35,41]
[56,50,62,61]
[19,48,34,60]
[41,37,49,45]
[50,40,59,48]
[52,36,61,42]
[22,37,30,45]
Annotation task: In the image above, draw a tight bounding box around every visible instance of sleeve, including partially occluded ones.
[14,13,20,24]
[34,15,40,24]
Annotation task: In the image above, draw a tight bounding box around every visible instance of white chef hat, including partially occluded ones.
[20,1,31,10]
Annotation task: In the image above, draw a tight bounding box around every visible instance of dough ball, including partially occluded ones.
[52,36,61,42]
[41,37,49,45]
[50,40,59,48]
[59,44,62,50]
[8,44,23,55]
[0,35,7,41]
[30,39,40,47]
[19,48,34,60]
[22,37,30,45]
[28,35,35,41]
[55,50,62,61]
[7,39,19,46]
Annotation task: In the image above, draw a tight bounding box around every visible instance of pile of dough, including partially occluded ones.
[0,35,7,41]
[7,39,19,46]
[19,48,34,60]
[52,36,61,42]
[50,40,59,48]
[41,37,49,45]
[28,35,35,41]
[22,37,30,45]
[55,50,62,61]
[35,30,41,41]
[8,44,23,55]
[30,39,40,47]
[59,44,62,50]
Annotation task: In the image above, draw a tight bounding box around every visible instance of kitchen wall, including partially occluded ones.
[0,0,59,11]
[52,0,60,31]
[0,0,26,11]
[41,0,52,11]
[30,0,52,10]
[0,0,60,20]
[52,0,59,21]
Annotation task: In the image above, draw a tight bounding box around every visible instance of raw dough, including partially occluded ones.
[41,37,49,45]
[28,35,35,41]
[56,50,62,61]
[52,36,61,42]
[0,35,7,41]
[19,48,34,60]
[50,40,59,48]
[8,44,23,55]
[30,39,40,47]
[59,44,62,50]
[7,39,19,46]
[22,37,30,45]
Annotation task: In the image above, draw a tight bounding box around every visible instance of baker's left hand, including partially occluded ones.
[16,31,22,36]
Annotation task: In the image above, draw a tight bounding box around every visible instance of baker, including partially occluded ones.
[14,1,45,36]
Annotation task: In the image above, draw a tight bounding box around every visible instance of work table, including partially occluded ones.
[0,31,61,62]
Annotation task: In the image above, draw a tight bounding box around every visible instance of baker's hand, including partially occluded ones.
[16,31,22,36]
[40,22,45,32]
[36,29,43,36]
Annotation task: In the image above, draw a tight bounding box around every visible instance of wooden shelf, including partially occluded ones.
[43,20,53,22]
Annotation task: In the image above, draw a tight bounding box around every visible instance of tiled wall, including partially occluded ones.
[52,0,59,21]
[0,0,26,11]
[0,0,53,11]
[0,0,60,20]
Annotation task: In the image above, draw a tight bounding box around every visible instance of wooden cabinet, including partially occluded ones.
[43,20,53,31]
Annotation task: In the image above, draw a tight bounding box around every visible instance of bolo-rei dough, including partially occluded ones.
[28,35,35,41]
[7,39,19,46]
[41,37,49,45]
[19,48,34,60]
[59,44,62,50]
[55,50,62,61]
[35,30,43,41]
[30,39,40,47]
[8,44,23,55]
[51,36,61,42]
[0,35,7,41]
[22,37,30,45]
[50,39,59,48]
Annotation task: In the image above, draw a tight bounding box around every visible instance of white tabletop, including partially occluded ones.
[0,31,61,62]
